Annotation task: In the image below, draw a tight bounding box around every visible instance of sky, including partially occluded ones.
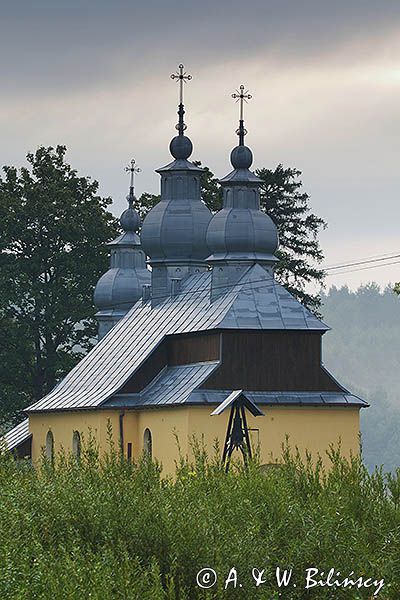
[1,0,399,290]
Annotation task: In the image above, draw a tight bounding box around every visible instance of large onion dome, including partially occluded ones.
[140,135,212,264]
[206,144,278,264]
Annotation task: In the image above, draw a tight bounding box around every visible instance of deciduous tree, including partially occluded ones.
[0,146,118,424]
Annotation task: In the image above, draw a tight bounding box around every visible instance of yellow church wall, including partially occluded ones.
[28,407,189,474]
[28,405,361,474]
[29,410,122,462]
[135,408,190,475]
[186,406,361,470]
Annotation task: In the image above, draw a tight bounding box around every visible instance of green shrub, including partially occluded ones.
[0,441,398,599]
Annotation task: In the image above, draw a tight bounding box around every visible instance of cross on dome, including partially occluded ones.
[125,159,141,206]
[232,84,252,145]
[171,63,192,105]
[170,63,192,136]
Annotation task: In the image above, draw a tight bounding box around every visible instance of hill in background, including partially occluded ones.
[321,283,400,472]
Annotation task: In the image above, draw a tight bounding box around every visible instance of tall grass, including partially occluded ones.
[0,438,399,599]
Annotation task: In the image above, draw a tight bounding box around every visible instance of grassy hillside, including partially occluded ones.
[0,445,399,599]
[321,284,400,471]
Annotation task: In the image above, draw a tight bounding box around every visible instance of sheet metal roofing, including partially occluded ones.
[211,390,265,416]
[107,377,368,409]
[27,264,329,413]
[2,418,31,451]
[105,362,220,408]
[190,390,369,407]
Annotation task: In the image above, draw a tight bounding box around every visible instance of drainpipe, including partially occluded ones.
[119,411,125,458]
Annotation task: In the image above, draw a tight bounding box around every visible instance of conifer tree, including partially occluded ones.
[257,164,326,312]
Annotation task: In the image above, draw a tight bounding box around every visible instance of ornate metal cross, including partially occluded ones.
[232,85,252,121]
[232,85,252,145]
[171,63,192,105]
[125,159,141,204]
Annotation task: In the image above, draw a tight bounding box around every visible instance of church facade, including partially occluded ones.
[4,67,367,473]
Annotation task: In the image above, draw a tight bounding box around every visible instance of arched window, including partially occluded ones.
[143,428,152,458]
[72,431,81,458]
[46,431,54,463]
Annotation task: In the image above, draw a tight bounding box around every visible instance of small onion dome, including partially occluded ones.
[93,200,150,313]
[120,199,140,232]
[93,261,149,312]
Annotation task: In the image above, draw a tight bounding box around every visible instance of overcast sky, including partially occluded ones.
[1,0,399,289]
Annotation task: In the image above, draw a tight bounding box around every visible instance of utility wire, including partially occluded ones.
[326,259,400,277]
[103,251,400,309]
[325,253,400,271]
[324,250,400,267]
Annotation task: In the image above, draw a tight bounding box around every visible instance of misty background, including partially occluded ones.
[0,0,399,468]
[322,285,400,471]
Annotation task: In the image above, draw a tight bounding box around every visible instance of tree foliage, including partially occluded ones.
[0,146,118,424]
[257,165,326,312]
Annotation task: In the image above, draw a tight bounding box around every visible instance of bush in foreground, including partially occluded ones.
[0,441,399,599]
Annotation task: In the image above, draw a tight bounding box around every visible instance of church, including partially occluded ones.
[4,66,368,473]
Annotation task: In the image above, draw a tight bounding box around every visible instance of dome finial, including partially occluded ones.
[124,158,141,208]
[170,63,192,136]
[232,84,252,146]
[169,64,193,160]
[120,158,141,232]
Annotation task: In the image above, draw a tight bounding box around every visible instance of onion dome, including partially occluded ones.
[141,64,212,266]
[94,160,150,339]
[206,85,278,265]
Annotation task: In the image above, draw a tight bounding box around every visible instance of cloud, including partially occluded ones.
[2,0,400,96]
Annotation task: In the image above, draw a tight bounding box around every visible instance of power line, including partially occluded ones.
[101,250,400,310]
[106,256,399,309]
[326,259,400,277]
[325,252,400,271]
[323,250,400,269]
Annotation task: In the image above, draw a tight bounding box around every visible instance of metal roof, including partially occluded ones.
[2,418,31,451]
[105,361,220,408]
[104,386,368,409]
[189,390,369,407]
[27,264,328,413]
[218,264,326,330]
[211,390,265,416]
[104,367,368,410]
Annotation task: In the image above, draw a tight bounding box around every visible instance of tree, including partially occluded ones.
[195,162,223,212]
[0,317,33,428]
[0,146,118,425]
[136,192,159,222]
[257,165,326,312]
[136,162,325,312]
